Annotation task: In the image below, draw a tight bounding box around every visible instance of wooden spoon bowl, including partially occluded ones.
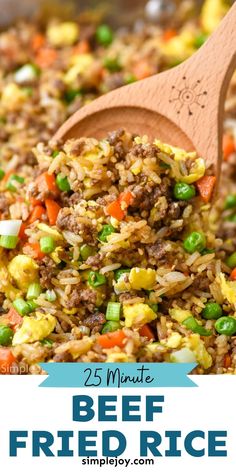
[54,3,236,178]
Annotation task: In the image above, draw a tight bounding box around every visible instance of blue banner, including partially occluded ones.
[39,363,197,388]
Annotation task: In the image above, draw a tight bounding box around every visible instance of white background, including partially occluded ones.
[0,376,235,472]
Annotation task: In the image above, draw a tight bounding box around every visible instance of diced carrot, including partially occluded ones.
[132,60,153,80]
[6,308,22,330]
[119,191,133,207]
[18,222,27,240]
[230,268,236,281]
[162,28,177,42]
[196,175,216,203]
[224,353,231,369]
[106,191,133,221]
[0,348,17,375]
[98,330,127,349]
[106,199,125,221]
[139,324,154,340]
[28,205,46,224]
[23,242,45,260]
[72,40,90,55]
[35,48,58,69]
[30,197,41,207]
[36,172,58,195]
[32,33,45,51]
[223,133,235,160]
[45,199,61,226]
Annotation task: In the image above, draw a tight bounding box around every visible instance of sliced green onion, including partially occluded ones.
[0,169,5,181]
[102,320,121,333]
[183,316,212,336]
[27,282,42,300]
[106,302,121,321]
[56,173,71,192]
[98,224,116,242]
[27,300,38,312]
[52,150,59,158]
[0,219,22,236]
[13,298,32,316]
[14,63,40,83]
[6,174,24,192]
[0,325,14,346]
[45,289,57,302]
[41,338,53,347]
[88,271,106,288]
[0,235,18,249]
[40,236,56,254]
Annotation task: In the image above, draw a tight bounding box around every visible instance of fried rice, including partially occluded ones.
[0,0,236,375]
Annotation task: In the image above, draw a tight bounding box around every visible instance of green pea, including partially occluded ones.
[98,224,116,242]
[173,182,196,200]
[149,303,158,313]
[215,316,236,336]
[124,73,137,84]
[226,252,236,269]
[202,302,223,320]
[0,325,14,346]
[64,88,82,103]
[227,214,236,222]
[183,232,206,254]
[80,244,96,261]
[103,57,121,72]
[224,195,236,209]
[95,24,113,46]
[194,33,207,49]
[56,173,71,192]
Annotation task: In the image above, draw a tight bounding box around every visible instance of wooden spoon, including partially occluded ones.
[54,3,236,177]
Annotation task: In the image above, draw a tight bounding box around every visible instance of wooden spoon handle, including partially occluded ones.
[187,1,236,104]
[144,1,236,173]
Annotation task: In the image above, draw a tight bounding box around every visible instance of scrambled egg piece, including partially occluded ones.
[129,268,156,290]
[183,334,212,369]
[8,255,39,291]
[64,54,93,84]
[154,139,205,183]
[219,273,236,305]
[37,223,63,240]
[1,83,28,110]
[123,303,157,328]
[201,0,228,34]
[169,308,191,323]
[47,22,79,46]
[160,332,182,349]
[12,313,56,345]
[114,274,131,294]
[105,353,135,362]
[0,260,21,300]
[161,30,195,61]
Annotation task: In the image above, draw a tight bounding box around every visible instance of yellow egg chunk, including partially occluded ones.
[129,268,156,290]
[124,303,157,328]
[47,22,79,47]
[8,255,39,291]
[12,313,56,345]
